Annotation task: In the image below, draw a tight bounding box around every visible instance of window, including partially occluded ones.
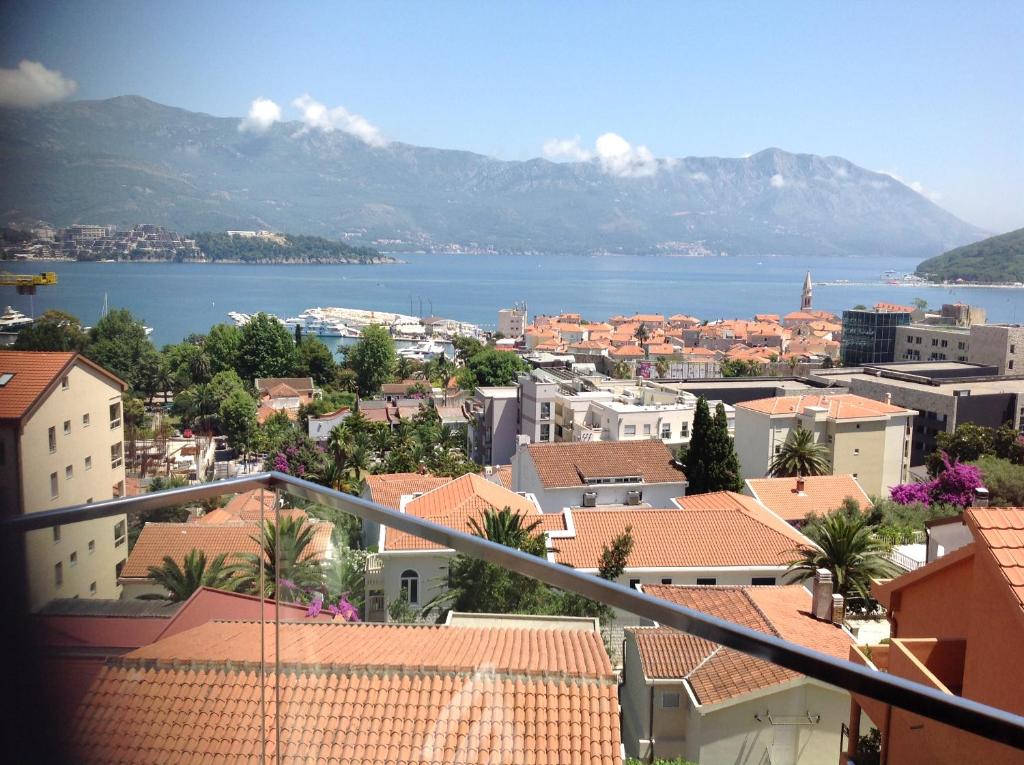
[540,402,551,419]
[661,578,673,585]
[61,375,69,390]
[661,693,681,708]
[941,340,948,348]
[540,423,551,442]
[1012,344,1017,354]
[114,520,126,547]
[629,579,641,590]
[752,577,777,585]
[931,338,938,346]
[642,424,652,435]
[49,426,57,453]
[555,424,563,439]
[89,581,97,595]
[661,424,671,439]
[53,526,61,543]
[696,577,717,585]
[680,423,689,438]
[64,419,71,435]
[853,448,860,456]
[624,424,636,436]
[1011,361,1016,371]
[54,562,63,587]
[915,336,921,344]
[65,464,73,479]
[88,540,95,554]
[111,442,123,469]
[82,413,90,427]
[0,372,13,386]
[50,472,59,498]
[400,569,420,604]
[85,456,92,471]
[109,402,121,429]
[774,444,782,454]
[70,551,78,567]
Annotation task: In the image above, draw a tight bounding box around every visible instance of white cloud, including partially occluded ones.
[239,97,281,133]
[739,152,753,159]
[879,169,942,202]
[291,94,386,147]
[770,173,786,188]
[690,171,710,183]
[543,136,592,162]
[0,60,76,108]
[594,132,658,178]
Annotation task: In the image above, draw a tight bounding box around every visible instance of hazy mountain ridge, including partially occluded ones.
[916,227,1024,283]
[0,95,987,257]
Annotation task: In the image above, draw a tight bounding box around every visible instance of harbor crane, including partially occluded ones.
[0,271,57,295]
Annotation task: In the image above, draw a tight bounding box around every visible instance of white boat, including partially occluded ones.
[397,339,448,362]
[0,306,33,331]
[284,309,362,338]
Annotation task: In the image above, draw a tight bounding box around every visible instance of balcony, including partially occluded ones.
[3,472,1023,763]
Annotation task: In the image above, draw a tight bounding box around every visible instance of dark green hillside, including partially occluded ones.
[193,232,383,263]
[916,227,1024,283]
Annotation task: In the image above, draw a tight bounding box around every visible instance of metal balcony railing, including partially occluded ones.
[3,470,1024,752]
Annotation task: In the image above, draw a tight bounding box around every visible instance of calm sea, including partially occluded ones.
[5,254,1023,347]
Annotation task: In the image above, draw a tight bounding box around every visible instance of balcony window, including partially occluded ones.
[111,442,123,469]
[109,402,121,429]
[114,520,126,547]
[540,424,551,442]
[680,423,689,438]
[661,424,671,439]
[49,426,57,453]
[400,569,420,605]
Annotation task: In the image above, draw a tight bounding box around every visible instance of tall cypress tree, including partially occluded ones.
[684,397,713,493]
[708,402,744,492]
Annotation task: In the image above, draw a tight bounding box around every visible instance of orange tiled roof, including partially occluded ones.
[735,393,911,419]
[783,310,818,322]
[746,474,872,522]
[966,507,1024,611]
[364,472,453,510]
[645,343,678,356]
[121,519,333,579]
[72,620,621,764]
[0,350,125,421]
[525,440,685,488]
[386,473,567,551]
[554,499,807,569]
[484,465,513,489]
[632,585,853,704]
[874,302,915,313]
[754,314,781,322]
[610,345,645,358]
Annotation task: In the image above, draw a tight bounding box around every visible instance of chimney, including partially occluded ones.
[973,487,990,507]
[884,392,892,405]
[811,568,834,621]
[795,476,806,493]
[831,594,845,625]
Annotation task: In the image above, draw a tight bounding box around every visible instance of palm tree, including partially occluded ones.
[655,357,670,379]
[233,516,325,601]
[144,549,240,602]
[612,360,632,380]
[327,423,349,465]
[768,426,831,477]
[468,506,546,556]
[785,512,900,599]
[633,322,650,344]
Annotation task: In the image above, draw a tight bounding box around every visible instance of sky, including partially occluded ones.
[0,1,1021,232]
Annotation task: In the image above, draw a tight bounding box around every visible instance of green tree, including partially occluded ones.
[296,336,337,386]
[85,308,159,390]
[720,358,766,377]
[233,516,325,601]
[204,323,242,375]
[685,399,743,493]
[683,398,714,493]
[236,312,298,382]
[219,388,258,455]
[768,426,832,477]
[388,591,419,623]
[611,360,632,380]
[974,455,1024,506]
[144,549,240,602]
[785,511,899,600]
[711,402,744,491]
[634,322,651,344]
[452,335,484,363]
[323,548,368,614]
[927,423,996,475]
[456,348,530,389]
[346,324,397,396]
[655,357,670,379]
[14,309,88,351]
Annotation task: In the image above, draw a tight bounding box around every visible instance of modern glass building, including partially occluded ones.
[840,308,912,365]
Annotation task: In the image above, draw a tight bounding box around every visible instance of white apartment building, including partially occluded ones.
[576,397,735,447]
[734,393,915,496]
[0,351,128,610]
[497,307,527,338]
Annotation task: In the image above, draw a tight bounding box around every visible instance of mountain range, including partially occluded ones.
[0,95,987,258]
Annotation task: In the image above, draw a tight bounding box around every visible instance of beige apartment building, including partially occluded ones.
[733,393,915,496]
[0,351,128,610]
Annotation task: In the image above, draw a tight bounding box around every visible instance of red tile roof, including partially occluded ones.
[554,497,807,569]
[966,507,1024,612]
[610,344,645,357]
[746,474,872,522]
[735,392,911,419]
[121,519,333,579]
[72,620,621,764]
[631,585,853,704]
[0,350,125,421]
[363,472,453,510]
[524,440,685,488]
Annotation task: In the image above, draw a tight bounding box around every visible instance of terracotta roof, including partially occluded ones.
[0,350,125,421]
[386,473,567,551]
[645,343,678,356]
[485,465,513,489]
[631,585,853,704]
[735,392,911,419]
[363,472,453,510]
[873,302,915,313]
[553,499,807,569]
[255,377,315,393]
[524,440,685,488]
[966,507,1024,611]
[610,344,645,357]
[72,620,621,764]
[265,382,300,398]
[746,474,872,522]
[121,519,333,579]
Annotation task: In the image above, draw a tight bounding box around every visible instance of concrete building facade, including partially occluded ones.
[466,386,519,465]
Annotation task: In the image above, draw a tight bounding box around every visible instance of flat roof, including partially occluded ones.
[851,374,1024,396]
[476,386,518,398]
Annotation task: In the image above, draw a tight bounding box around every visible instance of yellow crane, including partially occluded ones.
[0,271,57,294]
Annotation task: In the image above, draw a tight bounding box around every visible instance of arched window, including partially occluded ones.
[400,569,420,605]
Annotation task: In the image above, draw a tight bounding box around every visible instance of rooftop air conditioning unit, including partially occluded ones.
[626,490,642,506]
[582,491,597,507]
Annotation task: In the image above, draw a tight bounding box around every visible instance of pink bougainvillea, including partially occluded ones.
[890,453,983,508]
